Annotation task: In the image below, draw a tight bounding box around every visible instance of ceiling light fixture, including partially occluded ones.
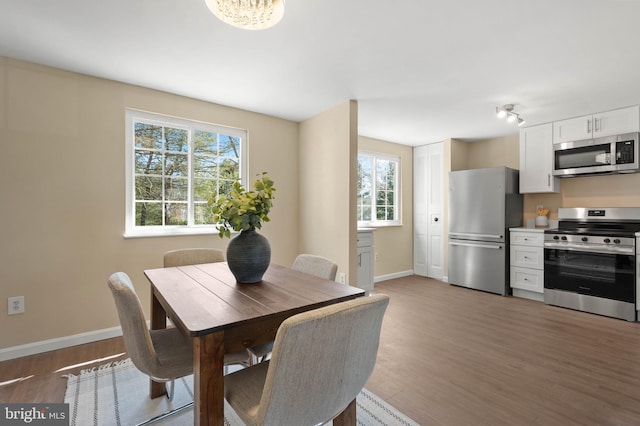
[205,0,285,30]
[496,104,525,127]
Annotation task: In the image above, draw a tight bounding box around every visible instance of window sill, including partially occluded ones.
[357,222,402,229]
[123,226,224,239]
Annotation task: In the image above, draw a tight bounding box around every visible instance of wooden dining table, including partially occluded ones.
[144,261,365,426]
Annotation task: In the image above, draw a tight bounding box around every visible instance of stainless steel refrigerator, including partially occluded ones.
[448,167,523,296]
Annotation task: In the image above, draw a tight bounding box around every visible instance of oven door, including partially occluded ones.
[544,246,635,303]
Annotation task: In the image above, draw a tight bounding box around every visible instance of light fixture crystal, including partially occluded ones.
[205,0,285,30]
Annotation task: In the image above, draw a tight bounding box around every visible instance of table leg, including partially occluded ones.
[150,288,168,399]
[333,398,356,426]
[194,332,225,426]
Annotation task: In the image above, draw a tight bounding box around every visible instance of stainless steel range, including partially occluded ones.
[544,207,640,321]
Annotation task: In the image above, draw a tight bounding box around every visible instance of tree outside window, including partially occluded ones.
[125,110,246,237]
[357,152,400,226]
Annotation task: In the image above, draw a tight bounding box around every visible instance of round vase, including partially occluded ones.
[226,229,271,283]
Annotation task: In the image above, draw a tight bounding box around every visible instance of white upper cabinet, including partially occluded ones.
[519,123,560,193]
[553,105,640,144]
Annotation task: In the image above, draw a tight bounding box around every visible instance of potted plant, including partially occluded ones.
[208,172,276,283]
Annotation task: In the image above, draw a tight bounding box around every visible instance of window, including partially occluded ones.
[357,152,400,226]
[125,109,246,237]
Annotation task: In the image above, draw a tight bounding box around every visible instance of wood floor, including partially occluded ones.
[3,275,640,425]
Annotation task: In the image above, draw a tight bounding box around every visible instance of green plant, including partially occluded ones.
[208,172,276,238]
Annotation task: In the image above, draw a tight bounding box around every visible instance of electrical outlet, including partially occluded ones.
[338,273,346,284]
[8,296,24,315]
[375,252,379,261]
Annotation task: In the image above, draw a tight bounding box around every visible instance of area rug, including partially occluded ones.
[64,359,420,426]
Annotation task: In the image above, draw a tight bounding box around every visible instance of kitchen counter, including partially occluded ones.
[510,227,547,233]
[510,220,558,232]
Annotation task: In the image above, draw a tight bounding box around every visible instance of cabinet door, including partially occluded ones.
[510,231,544,247]
[510,266,544,293]
[519,123,560,193]
[510,246,544,269]
[357,246,373,291]
[553,114,592,144]
[593,106,640,137]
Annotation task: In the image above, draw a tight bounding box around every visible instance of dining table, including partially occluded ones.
[144,261,366,426]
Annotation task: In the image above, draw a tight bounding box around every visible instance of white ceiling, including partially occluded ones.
[2,0,640,146]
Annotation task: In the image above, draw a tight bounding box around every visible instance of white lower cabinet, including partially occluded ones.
[509,229,544,302]
[357,229,374,292]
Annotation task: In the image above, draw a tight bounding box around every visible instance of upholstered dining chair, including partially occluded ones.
[291,253,339,282]
[163,247,225,267]
[247,254,339,363]
[224,294,389,426]
[107,271,193,403]
[107,272,247,402]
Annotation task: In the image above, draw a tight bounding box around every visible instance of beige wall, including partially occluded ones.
[466,134,519,170]
[298,101,358,283]
[449,138,470,171]
[523,174,640,222]
[0,57,300,349]
[358,135,414,277]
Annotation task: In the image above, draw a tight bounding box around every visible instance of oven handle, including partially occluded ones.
[449,232,503,240]
[450,241,503,250]
[543,242,635,255]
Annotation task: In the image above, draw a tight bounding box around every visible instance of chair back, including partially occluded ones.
[292,254,338,281]
[107,272,160,377]
[256,294,389,425]
[163,248,225,267]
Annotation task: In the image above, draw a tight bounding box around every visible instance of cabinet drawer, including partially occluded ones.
[357,231,373,248]
[510,231,543,247]
[510,246,543,269]
[510,267,544,293]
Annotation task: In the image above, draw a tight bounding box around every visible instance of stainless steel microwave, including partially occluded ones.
[553,132,639,177]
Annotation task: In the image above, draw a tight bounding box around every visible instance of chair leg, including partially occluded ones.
[166,379,175,401]
[135,401,193,426]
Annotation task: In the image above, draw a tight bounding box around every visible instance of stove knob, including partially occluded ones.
[553,235,560,240]
[561,236,568,241]
[604,238,611,243]
[581,237,588,242]
[614,239,621,244]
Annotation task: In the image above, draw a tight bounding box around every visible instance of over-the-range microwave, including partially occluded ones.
[553,132,640,177]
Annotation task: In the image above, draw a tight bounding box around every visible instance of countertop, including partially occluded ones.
[511,219,559,232]
[510,227,548,233]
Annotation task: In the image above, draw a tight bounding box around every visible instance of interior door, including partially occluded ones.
[414,142,444,279]
[427,143,443,279]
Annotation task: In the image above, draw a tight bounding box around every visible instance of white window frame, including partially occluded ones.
[357,151,401,227]
[124,109,247,238]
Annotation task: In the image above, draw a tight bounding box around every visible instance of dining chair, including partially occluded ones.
[107,271,248,424]
[224,293,390,426]
[292,253,339,281]
[163,247,225,267]
[247,254,339,363]
[107,272,193,403]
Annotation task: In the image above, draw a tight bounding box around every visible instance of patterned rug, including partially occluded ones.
[64,359,420,425]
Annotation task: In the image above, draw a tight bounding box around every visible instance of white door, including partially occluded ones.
[414,142,444,280]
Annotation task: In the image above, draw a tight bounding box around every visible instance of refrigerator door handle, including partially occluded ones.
[449,232,504,240]
[450,241,503,250]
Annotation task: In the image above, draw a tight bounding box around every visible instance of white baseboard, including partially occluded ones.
[374,270,414,283]
[0,326,123,362]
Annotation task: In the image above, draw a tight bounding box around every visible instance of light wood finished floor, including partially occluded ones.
[3,275,640,425]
